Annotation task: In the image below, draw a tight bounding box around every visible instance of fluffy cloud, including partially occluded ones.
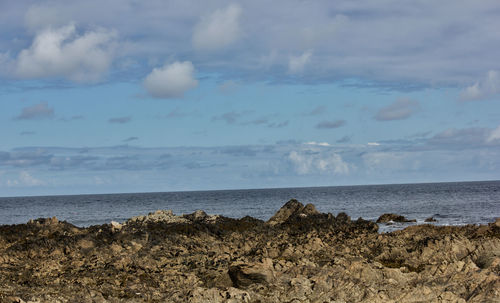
[1,2,500,86]
[288,50,312,74]
[192,4,242,51]
[375,98,419,121]
[316,120,346,129]
[15,24,117,82]
[6,171,45,187]
[460,70,500,101]
[1,2,500,87]
[1,141,500,195]
[487,125,500,143]
[143,61,198,99]
[288,150,349,175]
[15,102,54,120]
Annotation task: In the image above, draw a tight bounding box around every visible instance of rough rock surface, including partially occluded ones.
[425,216,438,222]
[377,213,417,223]
[0,200,499,302]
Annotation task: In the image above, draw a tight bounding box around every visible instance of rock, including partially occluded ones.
[302,203,319,216]
[336,212,351,223]
[425,216,437,222]
[183,210,220,223]
[266,199,319,225]
[4,297,25,303]
[1,200,499,302]
[376,213,416,223]
[184,210,208,221]
[28,216,59,225]
[228,258,275,289]
[267,199,304,225]
[110,221,122,231]
[127,209,189,224]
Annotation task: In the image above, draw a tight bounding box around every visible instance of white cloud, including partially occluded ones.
[487,125,500,142]
[288,50,312,74]
[460,70,500,101]
[367,142,380,146]
[143,61,198,99]
[304,141,330,147]
[15,24,117,83]
[192,4,242,51]
[288,150,349,175]
[1,1,500,86]
[7,171,45,187]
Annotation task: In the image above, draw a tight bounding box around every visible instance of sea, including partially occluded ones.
[1,181,499,232]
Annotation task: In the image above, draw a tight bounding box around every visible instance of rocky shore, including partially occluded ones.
[0,199,499,303]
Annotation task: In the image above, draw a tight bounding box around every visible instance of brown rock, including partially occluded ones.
[228,258,275,289]
[266,199,319,225]
[267,199,304,225]
[376,213,416,223]
[1,201,499,302]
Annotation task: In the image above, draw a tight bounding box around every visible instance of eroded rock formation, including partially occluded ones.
[0,200,499,302]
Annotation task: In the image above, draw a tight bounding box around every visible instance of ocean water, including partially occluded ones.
[1,181,499,232]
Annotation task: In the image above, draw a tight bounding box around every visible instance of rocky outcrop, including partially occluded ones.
[377,213,417,223]
[266,199,319,225]
[425,216,437,222]
[0,202,499,302]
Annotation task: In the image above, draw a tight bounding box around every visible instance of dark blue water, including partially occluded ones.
[1,181,499,232]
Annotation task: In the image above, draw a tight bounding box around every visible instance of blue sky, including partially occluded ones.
[1,0,500,196]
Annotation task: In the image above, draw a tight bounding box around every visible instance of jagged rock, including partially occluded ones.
[28,216,59,225]
[336,212,351,223]
[110,220,122,231]
[425,216,437,222]
[376,213,417,223]
[127,209,190,224]
[0,200,498,302]
[183,210,220,223]
[228,258,275,289]
[266,199,319,225]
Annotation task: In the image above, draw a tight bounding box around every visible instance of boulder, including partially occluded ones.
[424,216,437,222]
[266,199,319,225]
[376,213,416,223]
[228,258,275,289]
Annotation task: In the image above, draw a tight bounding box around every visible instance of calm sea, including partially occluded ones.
[1,181,499,232]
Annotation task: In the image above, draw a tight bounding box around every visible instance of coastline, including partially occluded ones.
[1,200,499,302]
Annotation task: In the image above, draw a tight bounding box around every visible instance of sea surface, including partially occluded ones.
[1,181,499,232]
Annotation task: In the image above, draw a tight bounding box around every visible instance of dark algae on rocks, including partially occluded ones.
[0,200,499,302]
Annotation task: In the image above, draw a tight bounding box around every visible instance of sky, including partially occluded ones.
[1,0,500,196]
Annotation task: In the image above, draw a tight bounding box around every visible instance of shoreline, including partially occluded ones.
[1,199,499,302]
